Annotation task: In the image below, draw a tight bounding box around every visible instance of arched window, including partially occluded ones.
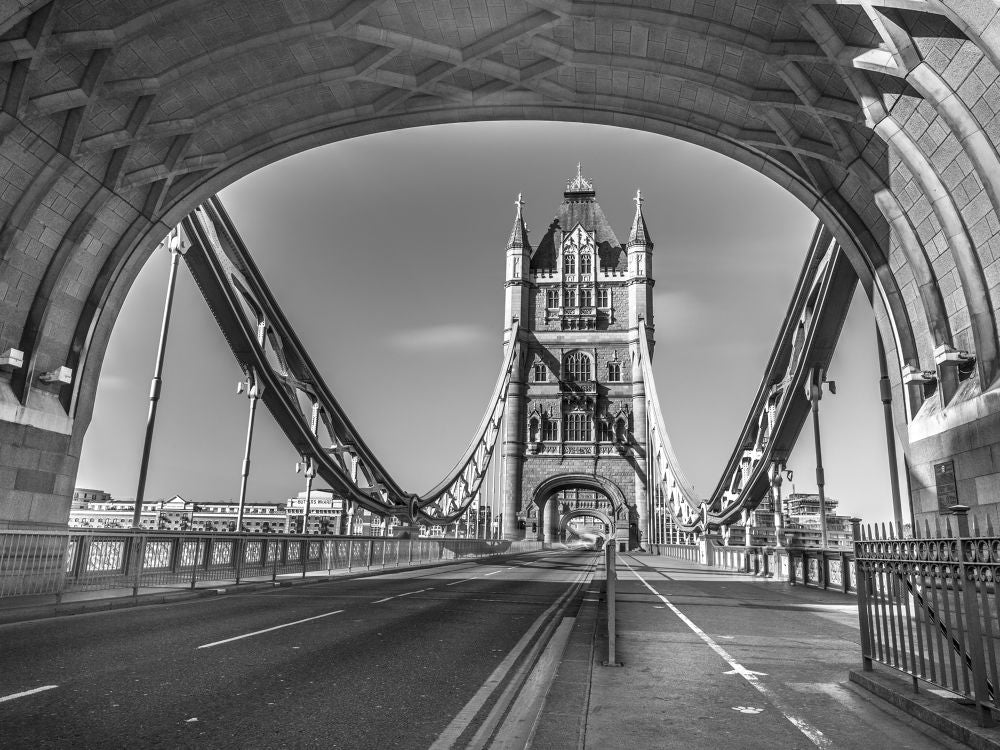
[563,288,576,307]
[543,417,558,441]
[564,254,576,275]
[580,254,592,275]
[528,416,540,443]
[546,289,559,308]
[608,361,621,382]
[598,419,614,442]
[597,288,609,307]
[533,363,547,382]
[615,417,627,443]
[564,352,591,381]
[565,412,592,442]
[579,288,592,308]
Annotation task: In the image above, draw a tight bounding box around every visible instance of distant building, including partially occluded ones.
[67,487,384,535]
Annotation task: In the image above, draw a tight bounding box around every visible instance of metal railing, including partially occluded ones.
[854,509,999,726]
[647,541,857,594]
[0,530,542,600]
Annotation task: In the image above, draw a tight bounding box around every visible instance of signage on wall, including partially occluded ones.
[935,460,958,513]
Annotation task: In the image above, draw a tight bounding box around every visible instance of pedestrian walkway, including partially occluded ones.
[534,551,1000,750]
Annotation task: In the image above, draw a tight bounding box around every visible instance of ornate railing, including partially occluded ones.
[0,529,542,599]
[853,508,999,725]
[181,197,516,526]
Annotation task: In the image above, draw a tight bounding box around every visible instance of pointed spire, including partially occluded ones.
[628,188,651,247]
[507,192,530,250]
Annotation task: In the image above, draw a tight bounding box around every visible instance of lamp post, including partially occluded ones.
[133,227,188,528]
[235,370,265,533]
[805,367,835,550]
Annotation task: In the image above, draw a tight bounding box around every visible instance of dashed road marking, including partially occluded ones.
[0,685,58,703]
[197,610,344,649]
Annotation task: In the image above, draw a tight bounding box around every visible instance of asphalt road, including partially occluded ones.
[0,550,595,749]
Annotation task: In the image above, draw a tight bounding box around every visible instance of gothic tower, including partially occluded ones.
[502,166,654,549]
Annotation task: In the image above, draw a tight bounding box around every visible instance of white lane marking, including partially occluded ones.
[197,610,344,649]
[372,597,393,604]
[396,589,427,598]
[484,569,506,576]
[0,685,58,703]
[446,579,472,586]
[620,558,834,749]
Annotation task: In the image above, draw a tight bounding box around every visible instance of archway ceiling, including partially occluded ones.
[1,0,999,443]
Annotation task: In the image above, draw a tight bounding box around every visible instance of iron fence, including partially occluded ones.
[0,529,542,599]
[853,508,999,726]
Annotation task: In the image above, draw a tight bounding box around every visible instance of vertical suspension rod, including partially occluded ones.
[133,231,186,529]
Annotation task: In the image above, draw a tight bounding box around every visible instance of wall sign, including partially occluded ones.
[935,460,958,513]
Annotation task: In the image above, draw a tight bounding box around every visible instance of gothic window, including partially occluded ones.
[599,419,614,442]
[533,363,547,382]
[564,254,576,275]
[615,417,628,443]
[546,289,559,308]
[597,288,609,307]
[543,417,558,441]
[563,288,577,307]
[579,288,592,308]
[580,254,592,275]
[564,352,591,382]
[566,412,592,442]
[528,416,540,443]
[608,361,621,382]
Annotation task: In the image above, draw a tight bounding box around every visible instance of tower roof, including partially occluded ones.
[507,193,531,250]
[627,189,652,247]
[531,165,628,271]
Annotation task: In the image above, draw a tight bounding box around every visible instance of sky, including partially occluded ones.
[76,121,903,523]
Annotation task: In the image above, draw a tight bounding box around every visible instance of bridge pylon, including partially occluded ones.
[499,167,666,549]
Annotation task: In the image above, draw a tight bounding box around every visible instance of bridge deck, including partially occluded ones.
[0,549,990,748]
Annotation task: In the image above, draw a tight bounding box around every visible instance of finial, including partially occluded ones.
[634,189,643,206]
[566,163,594,192]
[515,192,524,212]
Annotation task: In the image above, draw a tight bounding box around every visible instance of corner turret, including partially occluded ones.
[504,193,531,336]
[627,190,654,329]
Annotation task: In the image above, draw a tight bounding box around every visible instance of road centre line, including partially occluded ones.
[197,610,344,649]
[372,597,393,604]
[620,557,834,749]
[0,685,58,703]
[484,569,506,576]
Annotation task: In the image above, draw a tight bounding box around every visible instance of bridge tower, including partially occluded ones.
[502,167,654,549]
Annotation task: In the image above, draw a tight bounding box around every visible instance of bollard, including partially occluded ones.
[604,543,622,666]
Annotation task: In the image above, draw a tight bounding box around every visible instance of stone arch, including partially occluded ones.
[559,508,616,538]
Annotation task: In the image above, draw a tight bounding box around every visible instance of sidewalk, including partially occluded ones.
[533,551,1000,750]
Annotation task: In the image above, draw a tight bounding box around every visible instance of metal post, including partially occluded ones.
[301,458,315,535]
[604,543,621,666]
[851,519,875,672]
[807,368,830,553]
[133,232,186,528]
[951,505,994,726]
[235,372,264,533]
[876,332,906,532]
[773,463,786,548]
